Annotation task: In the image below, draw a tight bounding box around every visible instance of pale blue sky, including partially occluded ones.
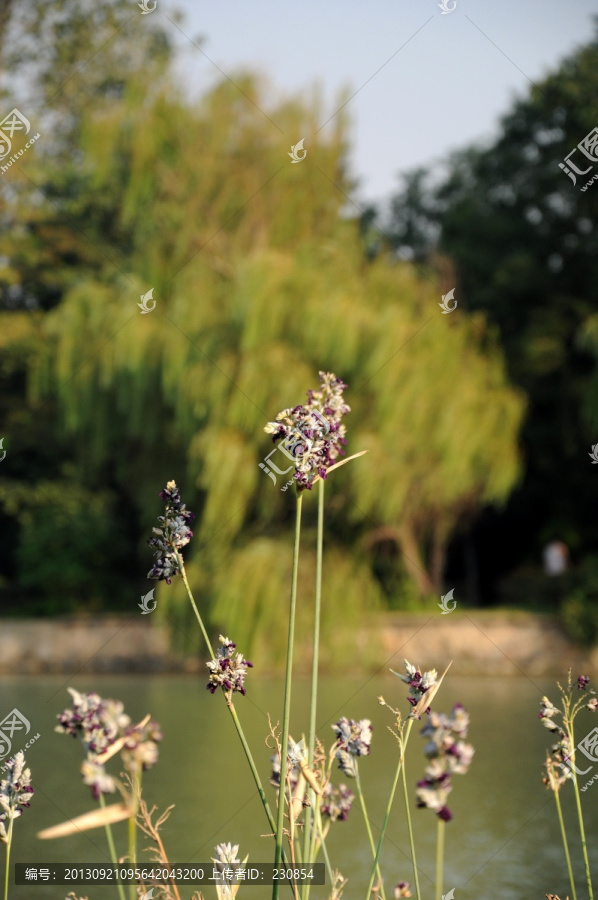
[161,0,596,205]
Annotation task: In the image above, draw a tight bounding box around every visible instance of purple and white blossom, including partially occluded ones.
[321,782,354,822]
[415,703,474,822]
[147,480,195,583]
[0,752,34,844]
[332,717,373,777]
[264,371,350,491]
[206,636,253,696]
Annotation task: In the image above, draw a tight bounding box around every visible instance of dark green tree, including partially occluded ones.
[380,26,598,596]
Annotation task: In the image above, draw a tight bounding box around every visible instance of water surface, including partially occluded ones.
[2,673,597,899]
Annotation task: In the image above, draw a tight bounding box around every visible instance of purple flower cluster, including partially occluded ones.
[121,719,163,775]
[321,782,354,822]
[392,659,438,713]
[56,688,129,754]
[206,636,253,696]
[415,704,474,822]
[56,688,162,799]
[264,371,350,491]
[0,752,34,844]
[538,680,597,789]
[332,717,373,778]
[147,480,195,583]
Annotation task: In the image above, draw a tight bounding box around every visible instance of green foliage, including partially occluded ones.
[560,557,598,646]
[0,0,525,657]
[0,477,127,614]
[381,27,598,582]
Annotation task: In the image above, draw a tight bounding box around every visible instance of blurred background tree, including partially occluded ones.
[371,28,598,614]
[5,0,598,661]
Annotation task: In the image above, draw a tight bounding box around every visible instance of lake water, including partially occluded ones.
[2,673,598,900]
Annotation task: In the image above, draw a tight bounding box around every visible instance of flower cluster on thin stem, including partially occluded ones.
[56,688,162,799]
[264,371,350,490]
[331,717,373,778]
[0,752,34,844]
[540,671,596,900]
[539,672,597,788]
[147,480,195,583]
[415,704,474,822]
[392,659,438,715]
[206,636,253,697]
[321,782,354,823]
[212,842,247,900]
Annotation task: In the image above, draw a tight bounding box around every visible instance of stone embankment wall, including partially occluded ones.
[0,611,596,675]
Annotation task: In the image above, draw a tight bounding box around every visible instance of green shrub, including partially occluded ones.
[560,556,598,645]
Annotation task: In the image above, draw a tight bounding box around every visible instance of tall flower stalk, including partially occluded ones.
[272,491,303,900]
[1,753,34,900]
[99,794,127,900]
[415,703,474,900]
[54,687,161,900]
[539,672,596,900]
[435,818,445,900]
[148,482,280,851]
[366,715,414,900]
[263,371,354,898]
[367,661,450,900]
[544,754,577,900]
[302,477,325,900]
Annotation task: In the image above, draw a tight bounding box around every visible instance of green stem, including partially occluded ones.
[436,818,444,900]
[177,556,284,856]
[3,818,13,900]
[99,794,126,900]
[355,767,386,900]
[315,805,335,888]
[401,735,422,900]
[570,728,594,900]
[302,479,325,899]
[176,551,214,660]
[554,788,577,900]
[228,703,280,839]
[366,718,414,900]
[128,772,141,900]
[272,492,303,900]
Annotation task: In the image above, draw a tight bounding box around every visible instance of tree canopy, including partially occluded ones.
[0,0,526,661]
[376,27,598,598]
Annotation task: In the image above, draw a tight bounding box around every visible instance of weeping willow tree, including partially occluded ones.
[0,5,525,660]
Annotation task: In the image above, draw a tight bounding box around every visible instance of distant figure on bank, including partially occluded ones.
[543,540,569,576]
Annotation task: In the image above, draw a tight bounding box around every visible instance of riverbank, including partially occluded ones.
[1,610,596,675]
